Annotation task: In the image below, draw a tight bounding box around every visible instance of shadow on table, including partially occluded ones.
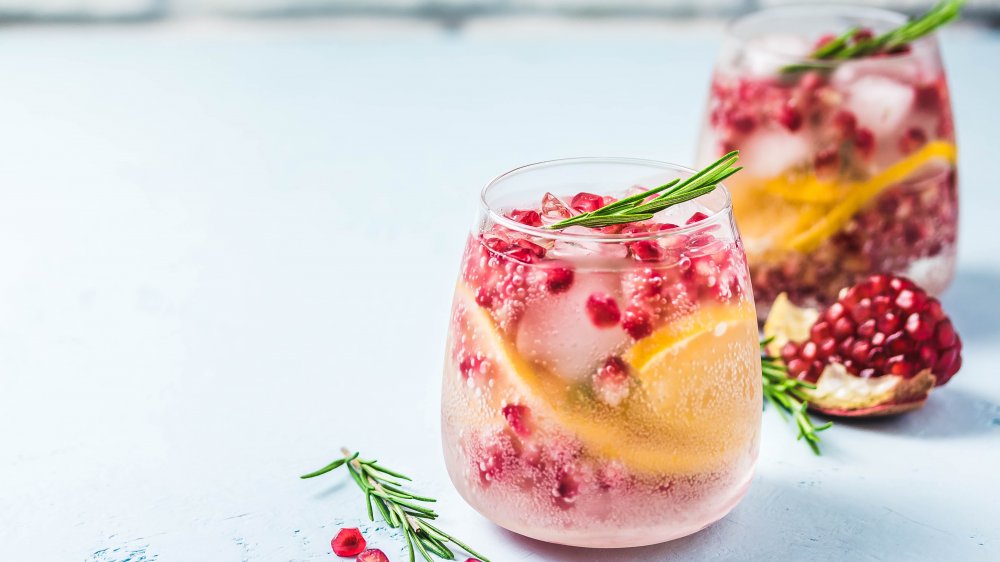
[942,267,1000,342]
[494,475,963,561]
[825,386,1000,439]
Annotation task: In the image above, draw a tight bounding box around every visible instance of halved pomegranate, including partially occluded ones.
[764,274,963,417]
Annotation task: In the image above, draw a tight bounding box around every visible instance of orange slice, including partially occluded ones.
[450,284,761,475]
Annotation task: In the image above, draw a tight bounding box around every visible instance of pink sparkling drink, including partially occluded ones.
[442,158,762,547]
[697,5,958,316]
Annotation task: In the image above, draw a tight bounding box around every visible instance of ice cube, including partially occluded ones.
[739,129,812,178]
[841,74,915,140]
[551,226,628,261]
[515,272,628,381]
[742,34,812,76]
[540,192,577,225]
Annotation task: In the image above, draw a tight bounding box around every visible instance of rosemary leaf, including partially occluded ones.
[301,449,490,562]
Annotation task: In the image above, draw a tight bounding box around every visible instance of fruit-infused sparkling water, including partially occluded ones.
[442,159,761,548]
[697,6,958,315]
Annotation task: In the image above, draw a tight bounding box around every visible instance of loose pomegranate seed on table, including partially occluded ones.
[331,528,366,557]
[357,549,390,562]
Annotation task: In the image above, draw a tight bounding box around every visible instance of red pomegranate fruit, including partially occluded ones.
[765,274,963,417]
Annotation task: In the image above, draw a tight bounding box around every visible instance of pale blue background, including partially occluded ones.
[0,17,996,561]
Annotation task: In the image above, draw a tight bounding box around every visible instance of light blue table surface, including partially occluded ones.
[0,18,997,561]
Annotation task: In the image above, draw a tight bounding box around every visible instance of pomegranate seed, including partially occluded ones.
[777,102,803,131]
[935,319,957,347]
[502,403,532,437]
[509,209,542,227]
[358,549,390,562]
[687,212,709,224]
[630,240,663,262]
[622,307,653,340]
[814,147,840,177]
[506,247,536,264]
[585,293,621,327]
[854,127,875,159]
[813,33,836,50]
[832,315,853,337]
[850,298,873,323]
[899,127,927,154]
[877,311,902,333]
[571,192,604,213]
[787,358,810,378]
[810,320,832,341]
[332,528,366,557]
[857,319,876,338]
[852,27,874,43]
[818,337,837,357]
[545,266,574,293]
[483,236,510,253]
[915,83,941,111]
[832,110,857,138]
[459,355,488,379]
[935,347,959,378]
[513,238,546,258]
[905,312,934,341]
[781,341,800,362]
[553,467,580,508]
[728,110,756,133]
[887,355,913,377]
[474,287,494,308]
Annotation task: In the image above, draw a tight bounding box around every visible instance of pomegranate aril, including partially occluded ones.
[935,319,957,347]
[545,266,574,294]
[585,293,621,328]
[832,110,857,138]
[630,240,664,262]
[814,147,839,177]
[509,209,542,227]
[887,355,914,377]
[687,212,709,225]
[905,312,934,341]
[594,355,632,406]
[899,127,927,154]
[513,238,546,258]
[854,127,875,159]
[474,287,494,308]
[571,192,604,213]
[358,549,390,562]
[332,528,367,557]
[621,307,653,340]
[777,102,803,132]
[502,403,533,437]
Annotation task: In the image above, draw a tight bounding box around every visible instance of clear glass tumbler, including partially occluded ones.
[441,158,762,547]
[697,5,958,316]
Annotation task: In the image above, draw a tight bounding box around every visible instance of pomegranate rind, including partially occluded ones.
[807,364,934,416]
[763,293,939,418]
[762,292,818,356]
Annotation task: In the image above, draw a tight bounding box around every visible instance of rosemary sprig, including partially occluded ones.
[302,448,489,562]
[783,0,964,73]
[547,151,742,230]
[761,338,833,455]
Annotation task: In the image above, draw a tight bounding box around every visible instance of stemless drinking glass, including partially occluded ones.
[697,5,958,316]
[441,158,761,548]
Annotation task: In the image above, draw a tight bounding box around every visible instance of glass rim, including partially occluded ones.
[479,156,734,244]
[725,3,933,68]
